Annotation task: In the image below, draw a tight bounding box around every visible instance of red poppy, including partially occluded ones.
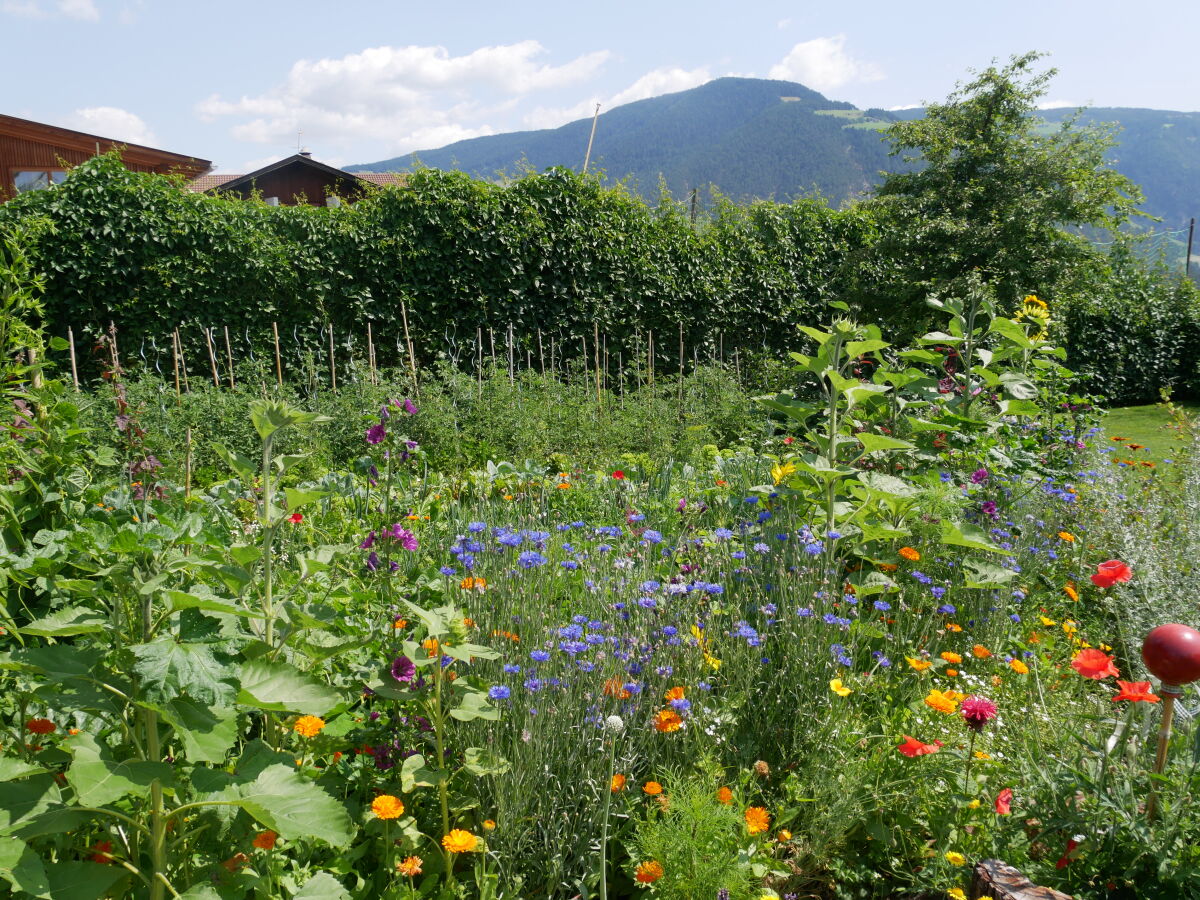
[782,436,795,445]
[288,512,304,524]
[1056,838,1080,869]
[995,787,1013,815]
[1090,559,1132,588]
[1071,648,1119,680]
[1112,680,1159,703]
[897,735,942,757]
[611,471,625,480]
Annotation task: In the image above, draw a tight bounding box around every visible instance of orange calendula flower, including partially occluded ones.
[371,795,405,820]
[1064,582,1079,602]
[396,856,423,876]
[940,652,963,664]
[1112,681,1159,703]
[1009,658,1030,675]
[653,709,683,733]
[221,853,249,872]
[745,806,770,835]
[1058,531,1076,542]
[642,781,663,795]
[460,576,487,591]
[482,819,496,831]
[924,689,959,714]
[252,830,278,850]
[971,644,992,659]
[716,786,733,805]
[603,677,632,700]
[777,829,793,841]
[664,686,686,702]
[24,718,55,735]
[422,638,440,657]
[945,669,958,677]
[906,656,932,672]
[611,774,627,792]
[878,562,899,572]
[946,623,963,633]
[442,830,478,853]
[293,715,325,738]
[899,547,921,561]
[634,860,664,884]
[89,840,115,864]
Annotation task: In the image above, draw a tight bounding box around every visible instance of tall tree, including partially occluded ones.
[853,52,1143,333]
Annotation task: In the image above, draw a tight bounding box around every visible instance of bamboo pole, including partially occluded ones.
[677,321,684,412]
[184,426,193,500]
[272,321,283,387]
[648,329,654,387]
[507,322,514,385]
[367,321,377,385]
[593,322,602,408]
[476,326,483,400]
[67,326,79,391]
[400,300,418,397]
[223,325,235,389]
[538,328,545,376]
[175,330,190,394]
[171,330,181,404]
[328,323,337,391]
[203,327,220,387]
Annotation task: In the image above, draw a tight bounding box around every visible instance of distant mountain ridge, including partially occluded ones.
[348,77,1200,226]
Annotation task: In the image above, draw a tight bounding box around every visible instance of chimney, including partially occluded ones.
[299,148,313,158]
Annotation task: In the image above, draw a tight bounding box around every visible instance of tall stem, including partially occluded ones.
[599,735,616,900]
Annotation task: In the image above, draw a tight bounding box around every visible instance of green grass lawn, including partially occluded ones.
[1101,400,1199,465]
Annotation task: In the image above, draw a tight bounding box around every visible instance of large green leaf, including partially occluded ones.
[0,775,61,837]
[0,759,48,782]
[237,658,341,715]
[0,839,50,898]
[284,487,329,512]
[856,433,915,454]
[940,520,1008,554]
[66,734,174,807]
[130,638,236,706]
[157,698,240,763]
[36,862,128,900]
[20,607,106,637]
[230,764,353,847]
[164,589,261,619]
[293,872,352,900]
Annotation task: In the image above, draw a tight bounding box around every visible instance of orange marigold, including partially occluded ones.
[441,829,478,853]
[293,715,325,738]
[1063,582,1079,602]
[716,786,733,805]
[971,644,992,659]
[1009,658,1030,675]
[252,830,277,850]
[899,547,921,561]
[906,656,932,671]
[642,780,663,795]
[396,855,423,876]
[664,686,686,701]
[923,689,959,714]
[940,652,963,664]
[611,773,627,792]
[653,708,683,733]
[460,576,487,591]
[371,794,405,820]
[745,806,770,835]
[25,718,55,735]
[634,860,664,884]
[603,677,632,700]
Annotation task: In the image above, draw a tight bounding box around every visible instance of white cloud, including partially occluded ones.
[523,65,712,130]
[887,104,921,111]
[768,35,884,93]
[1038,99,1083,110]
[2,0,99,18]
[777,18,791,29]
[197,41,610,158]
[61,106,156,145]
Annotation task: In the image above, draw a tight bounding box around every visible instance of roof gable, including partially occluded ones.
[0,114,210,175]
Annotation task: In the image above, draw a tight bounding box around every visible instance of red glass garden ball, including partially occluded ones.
[1141,624,1200,686]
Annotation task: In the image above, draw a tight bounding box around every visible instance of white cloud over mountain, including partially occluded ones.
[768,35,884,93]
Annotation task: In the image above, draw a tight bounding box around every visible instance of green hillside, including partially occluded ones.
[348,78,1199,225]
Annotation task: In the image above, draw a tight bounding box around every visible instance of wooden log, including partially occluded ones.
[971,859,1073,900]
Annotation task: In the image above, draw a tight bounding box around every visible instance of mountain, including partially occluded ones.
[348,77,1200,227]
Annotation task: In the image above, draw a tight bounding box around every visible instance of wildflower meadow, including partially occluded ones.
[4,237,1200,900]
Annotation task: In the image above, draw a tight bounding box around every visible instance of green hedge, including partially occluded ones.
[0,154,873,382]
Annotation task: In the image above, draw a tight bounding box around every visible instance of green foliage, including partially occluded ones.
[857,52,1143,341]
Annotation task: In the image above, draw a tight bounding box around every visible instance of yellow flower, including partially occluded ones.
[1058,530,1075,542]
[777,829,792,841]
[771,460,797,485]
[293,716,325,738]
[940,652,962,664]
[906,656,932,672]
[944,851,966,867]
[924,689,959,714]
[611,774,627,792]
[441,830,478,854]
[1009,658,1029,675]
[829,678,853,697]
[371,795,404,820]
[974,751,992,760]
[948,889,967,900]
[971,644,992,659]
[966,799,981,809]
[1064,582,1079,602]
[482,819,496,831]
[1040,615,1057,627]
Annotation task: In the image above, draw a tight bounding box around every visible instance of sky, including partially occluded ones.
[3,0,1197,173]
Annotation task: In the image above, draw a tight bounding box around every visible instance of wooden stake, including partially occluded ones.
[204,327,220,387]
[67,326,79,391]
[108,321,120,376]
[1147,687,1182,822]
[677,321,685,411]
[272,321,283,387]
[175,330,190,394]
[328,323,337,391]
[648,329,654,387]
[400,299,418,397]
[476,326,483,400]
[171,330,181,403]
[507,322,514,385]
[184,426,193,500]
[593,322,602,408]
[223,325,235,389]
[367,321,377,385]
[538,328,545,376]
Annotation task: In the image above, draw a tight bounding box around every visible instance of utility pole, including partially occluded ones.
[690,188,698,224]
[581,103,601,173]
[1186,217,1195,278]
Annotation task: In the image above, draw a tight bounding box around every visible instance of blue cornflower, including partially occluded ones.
[524,678,544,693]
[637,596,657,609]
[558,624,584,639]
[487,685,511,701]
[561,560,579,570]
[753,542,770,553]
[642,529,663,544]
[874,600,891,611]
[713,527,734,540]
[669,698,691,715]
[558,640,587,655]
[502,663,521,674]
[468,521,486,533]
[498,532,523,548]
[439,565,456,576]
[937,604,956,615]
[518,550,547,568]
[797,607,813,617]
[732,550,747,560]
[530,650,551,662]
[930,586,946,598]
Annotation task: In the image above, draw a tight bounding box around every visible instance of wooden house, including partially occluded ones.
[188,152,403,206]
[0,113,211,202]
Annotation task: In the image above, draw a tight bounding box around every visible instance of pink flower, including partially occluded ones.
[960,695,998,733]
[1090,559,1132,588]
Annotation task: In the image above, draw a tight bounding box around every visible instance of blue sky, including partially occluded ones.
[3,0,1196,173]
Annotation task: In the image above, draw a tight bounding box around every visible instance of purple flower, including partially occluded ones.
[360,531,377,550]
[366,423,387,445]
[981,500,999,520]
[403,398,418,415]
[387,524,419,551]
[391,655,416,683]
[366,551,380,572]
[970,467,990,484]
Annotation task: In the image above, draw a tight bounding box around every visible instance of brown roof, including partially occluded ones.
[186,173,238,192]
[0,113,211,177]
[357,172,405,187]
